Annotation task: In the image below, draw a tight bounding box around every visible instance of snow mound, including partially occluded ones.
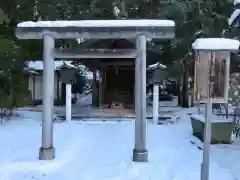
[192,38,240,51]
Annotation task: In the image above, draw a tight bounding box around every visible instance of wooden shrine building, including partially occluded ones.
[69,39,163,109]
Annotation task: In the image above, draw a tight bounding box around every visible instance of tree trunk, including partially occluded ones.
[182,59,189,108]
[177,77,182,106]
[92,70,98,107]
[119,0,127,19]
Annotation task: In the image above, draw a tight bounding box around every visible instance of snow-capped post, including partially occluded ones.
[133,34,148,162]
[39,35,56,160]
[192,38,240,180]
[58,62,78,123]
[147,62,167,124]
[15,19,175,161]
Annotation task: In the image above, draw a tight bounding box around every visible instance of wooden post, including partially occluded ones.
[33,75,36,100]
[102,69,107,106]
[201,100,212,180]
[182,58,189,107]
[56,72,60,100]
[98,71,103,107]
[92,70,98,106]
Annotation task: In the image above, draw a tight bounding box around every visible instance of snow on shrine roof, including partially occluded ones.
[56,62,78,70]
[17,20,175,28]
[192,38,240,51]
[27,60,94,79]
[148,62,167,70]
[15,19,175,39]
[27,60,74,70]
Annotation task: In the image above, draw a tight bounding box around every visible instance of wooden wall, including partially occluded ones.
[99,65,134,108]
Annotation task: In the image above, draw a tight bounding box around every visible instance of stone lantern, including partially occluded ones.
[192,38,240,180]
[147,62,167,124]
[58,62,79,122]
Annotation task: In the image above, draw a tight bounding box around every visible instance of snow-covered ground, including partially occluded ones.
[26,93,179,119]
[0,109,240,180]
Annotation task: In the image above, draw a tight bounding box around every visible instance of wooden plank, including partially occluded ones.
[54,49,137,59]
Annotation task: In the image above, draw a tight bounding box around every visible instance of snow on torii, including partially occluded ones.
[17,20,175,28]
[16,19,175,39]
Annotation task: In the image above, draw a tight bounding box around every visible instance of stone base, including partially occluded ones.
[39,147,55,160]
[132,149,148,162]
[191,115,234,144]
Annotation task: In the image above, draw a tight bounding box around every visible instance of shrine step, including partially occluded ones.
[57,115,173,121]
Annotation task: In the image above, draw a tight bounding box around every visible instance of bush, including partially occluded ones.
[0,96,13,123]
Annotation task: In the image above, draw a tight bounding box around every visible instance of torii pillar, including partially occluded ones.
[133,34,148,162]
[39,35,55,160]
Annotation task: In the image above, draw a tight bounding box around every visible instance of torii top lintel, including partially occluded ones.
[15,19,175,40]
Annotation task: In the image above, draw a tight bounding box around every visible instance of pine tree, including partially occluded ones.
[0,8,29,112]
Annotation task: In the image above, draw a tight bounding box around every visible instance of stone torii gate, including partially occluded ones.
[15,19,175,162]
